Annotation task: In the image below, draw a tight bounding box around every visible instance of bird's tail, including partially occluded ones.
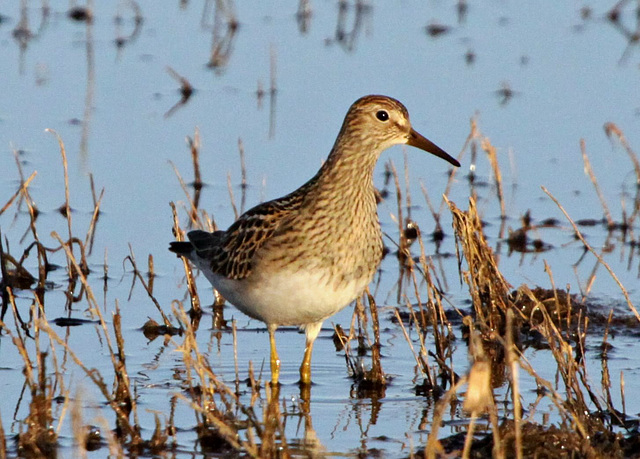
[168,241,193,256]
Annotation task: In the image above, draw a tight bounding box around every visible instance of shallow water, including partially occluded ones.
[1,1,639,457]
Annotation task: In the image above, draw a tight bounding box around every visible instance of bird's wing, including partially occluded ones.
[191,191,306,280]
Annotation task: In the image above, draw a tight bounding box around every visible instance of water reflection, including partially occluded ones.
[203,0,238,72]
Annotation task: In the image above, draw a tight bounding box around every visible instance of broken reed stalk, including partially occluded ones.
[169,161,202,228]
[124,245,176,325]
[542,186,639,321]
[400,246,446,386]
[69,388,86,458]
[45,129,73,243]
[403,151,413,219]
[147,254,155,295]
[335,321,357,377]
[0,408,6,459]
[0,233,10,323]
[429,117,468,218]
[517,287,598,428]
[37,318,141,444]
[260,385,289,458]
[604,122,640,185]
[425,377,466,459]
[517,350,588,431]
[44,130,95,282]
[505,309,522,459]
[232,320,240,395]
[35,297,66,398]
[113,303,134,416]
[171,202,201,313]
[420,180,443,238]
[446,196,513,329]
[0,170,36,216]
[340,295,374,381]
[227,172,239,220]
[44,231,141,432]
[171,304,261,456]
[85,174,104,254]
[482,137,506,220]
[365,289,385,386]
[601,326,614,419]
[393,307,435,388]
[416,237,453,368]
[620,371,626,419]
[6,297,63,456]
[188,129,203,190]
[580,139,613,227]
[19,172,48,293]
[387,160,407,264]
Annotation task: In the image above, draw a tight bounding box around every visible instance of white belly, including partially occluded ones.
[202,268,369,326]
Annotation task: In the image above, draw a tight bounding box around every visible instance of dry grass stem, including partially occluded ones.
[171,202,201,313]
[37,319,140,443]
[447,196,513,329]
[45,129,73,242]
[506,309,522,459]
[188,129,203,191]
[124,246,176,326]
[0,170,36,216]
[227,172,239,220]
[425,377,466,459]
[481,137,505,219]
[580,139,613,227]
[604,122,640,183]
[365,289,386,386]
[542,186,638,320]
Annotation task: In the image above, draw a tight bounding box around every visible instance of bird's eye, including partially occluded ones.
[376,110,389,122]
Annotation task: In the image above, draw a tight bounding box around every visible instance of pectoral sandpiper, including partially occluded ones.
[170,95,460,385]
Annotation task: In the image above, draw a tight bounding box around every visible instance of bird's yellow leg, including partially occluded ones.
[299,321,322,385]
[299,339,314,385]
[268,324,280,386]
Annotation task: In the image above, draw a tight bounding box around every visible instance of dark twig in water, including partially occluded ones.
[188,129,203,192]
[164,66,194,118]
[296,0,312,33]
[238,139,247,213]
[268,44,277,138]
[114,0,144,50]
[205,0,239,72]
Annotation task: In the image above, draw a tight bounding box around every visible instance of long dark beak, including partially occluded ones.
[407,128,460,167]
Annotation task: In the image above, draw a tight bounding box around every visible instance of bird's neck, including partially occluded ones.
[317,137,379,195]
[302,136,381,218]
